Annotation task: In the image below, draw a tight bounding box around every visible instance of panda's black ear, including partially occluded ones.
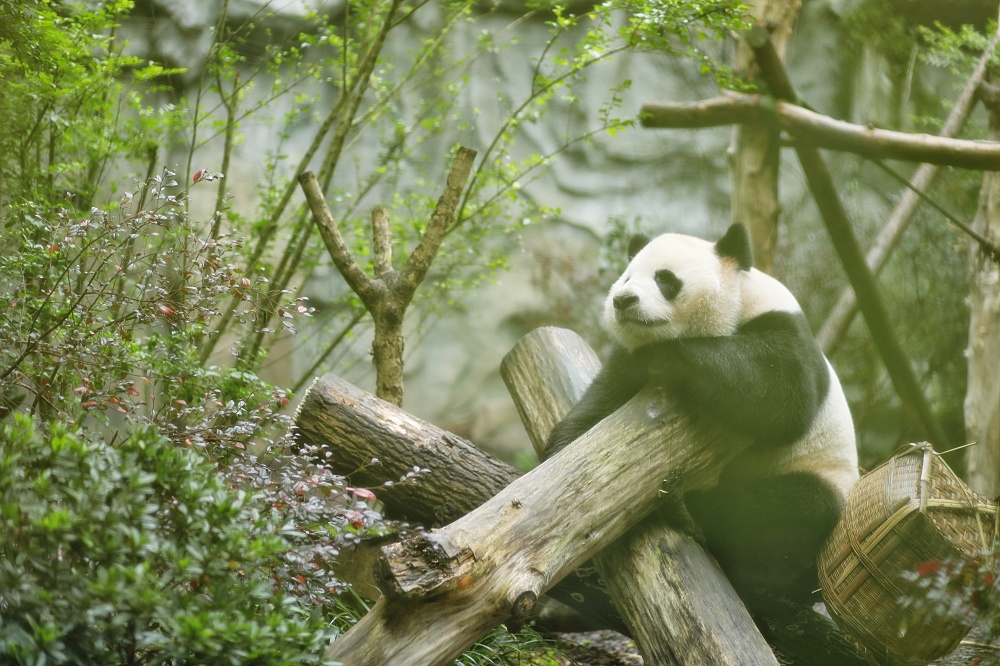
[715,223,753,271]
[627,234,650,260]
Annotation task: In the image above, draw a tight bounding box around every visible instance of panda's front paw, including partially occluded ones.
[656,473,706,545]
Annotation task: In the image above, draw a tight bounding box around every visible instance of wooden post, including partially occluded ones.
[729,0,801,274]
[502,327,778,666]
[966,80,1000,498]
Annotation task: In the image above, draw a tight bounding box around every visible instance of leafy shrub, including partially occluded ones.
[901,552,1000,641]
[0,415,337,665]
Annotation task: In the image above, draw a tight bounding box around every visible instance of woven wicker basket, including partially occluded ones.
[818,443,998,666]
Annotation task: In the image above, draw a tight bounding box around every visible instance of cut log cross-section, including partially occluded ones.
[310,327,770,665]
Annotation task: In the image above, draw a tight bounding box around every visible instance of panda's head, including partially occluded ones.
[603,223,753,351]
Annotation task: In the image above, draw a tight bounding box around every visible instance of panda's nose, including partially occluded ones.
[613,294,638,311]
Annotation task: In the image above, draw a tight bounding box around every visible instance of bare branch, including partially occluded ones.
[298,170,379,305]
[641,93,1000,171]
[818,21,1000,352]
[371,206,392,280]
[397,146,476,302]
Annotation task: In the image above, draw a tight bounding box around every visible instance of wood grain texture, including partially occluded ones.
[295,373,520,526]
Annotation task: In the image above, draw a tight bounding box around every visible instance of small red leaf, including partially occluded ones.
[349,487,377,502]
[918,560,943,576]
[193,168,207,183]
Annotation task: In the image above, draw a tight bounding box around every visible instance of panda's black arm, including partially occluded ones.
[638,311,828,445]
[543,345,649,458]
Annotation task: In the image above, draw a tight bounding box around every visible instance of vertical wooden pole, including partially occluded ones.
[730,0,801,273]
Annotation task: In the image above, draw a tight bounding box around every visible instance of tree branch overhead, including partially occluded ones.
[642,93,1000,171]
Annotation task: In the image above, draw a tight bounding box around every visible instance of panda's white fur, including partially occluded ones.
[605,230,858,498]
[546,223,859,618]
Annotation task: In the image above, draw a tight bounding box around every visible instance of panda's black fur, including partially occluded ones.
[545,224,864,664]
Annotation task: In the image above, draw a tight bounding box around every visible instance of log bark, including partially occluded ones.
[746,27,951,448]
[501,327,778,666]
[966,81,1000,498]
[294,371,627,630]
[294,373,520,526]
[641,93,1000,171]
[323,358,753,664]
[816,24,1000,353]
[730,0,800,274]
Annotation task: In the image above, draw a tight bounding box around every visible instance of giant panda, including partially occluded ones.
[545,223,861,658]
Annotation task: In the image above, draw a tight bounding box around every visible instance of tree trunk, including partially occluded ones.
[371,301,405,407]
[966,86,1000,498]
[730,0,800,274]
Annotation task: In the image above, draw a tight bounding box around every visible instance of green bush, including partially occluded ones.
[0,415,337,665]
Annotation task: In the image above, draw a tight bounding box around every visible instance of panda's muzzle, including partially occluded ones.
[613,294,639,311]
[612,297,665,328]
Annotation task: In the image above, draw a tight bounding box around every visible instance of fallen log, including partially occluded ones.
[320,352,755,664]
[294,374,520,527]
[294,372,626,630]
[501,327,777,666]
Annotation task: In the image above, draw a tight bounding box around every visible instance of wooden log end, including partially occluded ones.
[506,590,538,632]
[375,533,474,601]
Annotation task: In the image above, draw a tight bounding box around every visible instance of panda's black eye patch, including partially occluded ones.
[654,269,682,301]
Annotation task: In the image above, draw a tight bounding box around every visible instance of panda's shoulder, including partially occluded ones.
[738,268,802,321]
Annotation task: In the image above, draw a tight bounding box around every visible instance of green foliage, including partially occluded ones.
[900,549,1000,644]
[452,625,563,666]
[918,21,1000,75]
[0,0,183,210]
[0,169,309,452]
[0,415,337,665]
[843,4,917,69]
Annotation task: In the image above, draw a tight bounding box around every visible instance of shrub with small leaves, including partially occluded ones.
[900,551,1000,642]
[0,415,337,665]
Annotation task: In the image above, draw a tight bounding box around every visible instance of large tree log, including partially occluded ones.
[294,372,627,631]
[501,327,778,666]
[322,361,755,664]
[640,93,1000,171]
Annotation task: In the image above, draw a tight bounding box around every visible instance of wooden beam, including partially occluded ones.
[641,93,1000,171]
[745,26,951,447]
